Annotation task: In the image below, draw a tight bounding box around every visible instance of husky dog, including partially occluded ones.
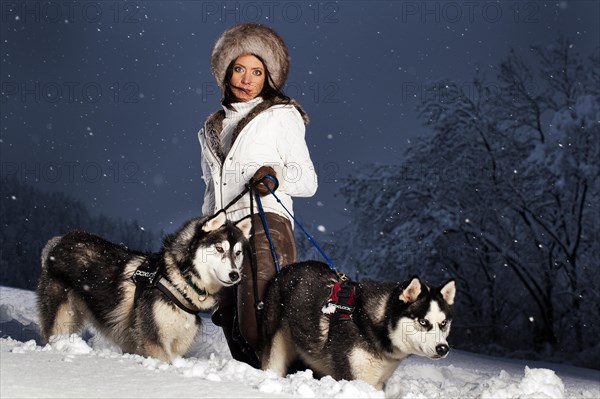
[37,212,251,362]
[260,261,456,390]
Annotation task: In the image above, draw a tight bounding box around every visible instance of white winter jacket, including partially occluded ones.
[198,97,318,223]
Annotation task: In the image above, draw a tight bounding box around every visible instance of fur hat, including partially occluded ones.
[211,23,290,89]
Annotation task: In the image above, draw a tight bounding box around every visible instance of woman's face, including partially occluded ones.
[229,54,265,102]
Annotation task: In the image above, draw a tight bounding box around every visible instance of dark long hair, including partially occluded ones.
[221,54,290,110]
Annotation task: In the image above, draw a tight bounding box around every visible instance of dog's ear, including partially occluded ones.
[235,216,252,239]
[202,210,227,232]
[440,279,456,305]
[400,277,422,303]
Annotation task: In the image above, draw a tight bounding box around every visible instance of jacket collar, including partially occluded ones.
[223,96,264,119]
[203,96,309,164]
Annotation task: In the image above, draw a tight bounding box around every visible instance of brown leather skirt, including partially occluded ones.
[220,212,296,350]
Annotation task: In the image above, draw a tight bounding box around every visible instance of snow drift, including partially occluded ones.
[1,286,598,398]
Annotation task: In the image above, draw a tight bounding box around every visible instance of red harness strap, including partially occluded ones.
[322,276,356,321]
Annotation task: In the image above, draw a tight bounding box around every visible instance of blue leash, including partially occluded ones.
[258,175,336,272]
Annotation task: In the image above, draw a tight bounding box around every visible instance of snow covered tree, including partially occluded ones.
[338,37,600,367]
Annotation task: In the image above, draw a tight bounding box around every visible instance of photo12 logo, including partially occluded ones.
[400,1,540,24]
[198,80,340,104]
[1,1,142,24]
[1,161,141,184]
[200,1,340,24]
[1,81,142,104]
[400,80,541,105]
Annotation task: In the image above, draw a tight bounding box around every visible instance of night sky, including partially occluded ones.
[1,1,598,236]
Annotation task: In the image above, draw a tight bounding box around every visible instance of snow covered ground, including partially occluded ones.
[1,285,598,398]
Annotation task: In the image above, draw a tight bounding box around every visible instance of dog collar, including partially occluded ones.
[185,276,208,302]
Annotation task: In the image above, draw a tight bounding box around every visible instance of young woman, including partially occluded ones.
[198,23,318,366]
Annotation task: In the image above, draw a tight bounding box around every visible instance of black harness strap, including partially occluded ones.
[132,254,162,304]
[155,280,201,315]
[132,255,202,316]
[222,183,252,212]
[323,274,358,342]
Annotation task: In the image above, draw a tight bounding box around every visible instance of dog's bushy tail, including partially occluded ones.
[41,236,62,269]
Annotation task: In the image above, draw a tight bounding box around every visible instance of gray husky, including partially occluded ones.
[37,212,251,362]
[260,261,456,390]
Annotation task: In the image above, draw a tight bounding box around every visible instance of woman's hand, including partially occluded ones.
[252,166,278,196]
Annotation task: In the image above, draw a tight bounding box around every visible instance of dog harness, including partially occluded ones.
[322,274,357,322]
[132,255,203,315]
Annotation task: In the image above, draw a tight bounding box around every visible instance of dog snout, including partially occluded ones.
[229,271,240,282]
[436,344,449,357]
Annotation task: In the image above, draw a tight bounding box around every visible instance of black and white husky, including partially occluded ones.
[260,261,456,390]
[37,212,251,362]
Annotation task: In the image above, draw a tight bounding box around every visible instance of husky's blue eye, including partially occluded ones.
[440,319,448,328]
[418,319,430,328]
